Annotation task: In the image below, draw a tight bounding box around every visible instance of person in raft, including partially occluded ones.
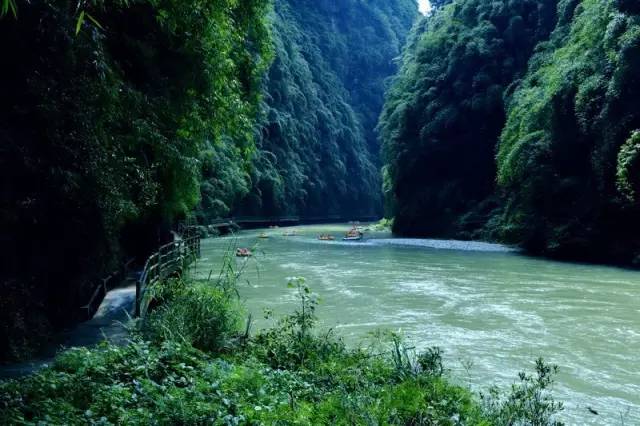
[236,248,251,257]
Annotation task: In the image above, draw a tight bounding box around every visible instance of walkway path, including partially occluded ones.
[1,230,200,380]
[0,278,137,380]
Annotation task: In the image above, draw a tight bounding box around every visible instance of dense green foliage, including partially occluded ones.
[143,281,243,353]
[380,0,559,237]
[0,0,270,360]
[381,0,640,263]
[0,0,417,362]
[233,0,417,218]
[617,131,640,203]
[0,275,564,424]
[497,0,640,261]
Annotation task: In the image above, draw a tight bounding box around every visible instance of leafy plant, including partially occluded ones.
[285,277,317,337]
[0,0,16,18]
[141,261,245,355]
[250,278,342,370]
[481,358,564,425]
[418,346,445,377]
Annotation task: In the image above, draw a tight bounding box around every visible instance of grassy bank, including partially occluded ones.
[0,273,563,425]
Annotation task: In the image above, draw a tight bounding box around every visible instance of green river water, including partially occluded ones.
[195,224,640,425]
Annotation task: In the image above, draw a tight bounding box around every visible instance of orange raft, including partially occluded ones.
[235,248,252,257]
[318,234,335,241]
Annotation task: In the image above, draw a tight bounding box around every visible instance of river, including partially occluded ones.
[195,224,640,425]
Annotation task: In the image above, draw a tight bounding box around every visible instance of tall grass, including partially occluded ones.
[142,281,242,353]
[141,241,247,353]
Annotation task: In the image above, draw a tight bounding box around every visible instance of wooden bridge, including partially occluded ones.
[205,215,380,230]
[232,216,300,227]
[206,218,238,230]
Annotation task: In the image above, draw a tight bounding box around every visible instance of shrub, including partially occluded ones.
[481,358,564,425]
[142,283,242,354]
[0,280,51,362]
[250,277,347,370]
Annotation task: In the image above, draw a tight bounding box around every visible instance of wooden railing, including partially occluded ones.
[81,258,135,320]
[135,233,201,318]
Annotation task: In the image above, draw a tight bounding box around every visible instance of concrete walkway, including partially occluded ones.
[0,282,137,379]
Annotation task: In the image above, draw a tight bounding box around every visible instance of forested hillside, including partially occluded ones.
[0,0,271,360]
[380,0,559,237]
[0,0,417,361]
[381,0,640,264]
[497,0,640,261]
[229,0,418,219]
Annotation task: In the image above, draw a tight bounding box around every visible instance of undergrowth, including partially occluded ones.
[0,269,564,425]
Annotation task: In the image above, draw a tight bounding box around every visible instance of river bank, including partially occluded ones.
[0,275,562,424]
[2,223,636,424]
[196,224,640,424]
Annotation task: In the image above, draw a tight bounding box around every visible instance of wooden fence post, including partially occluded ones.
[135,279,141,317]
[133,231,201,319]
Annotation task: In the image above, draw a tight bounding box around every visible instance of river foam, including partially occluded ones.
[370,238,517,252]
[198,225,640,425]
